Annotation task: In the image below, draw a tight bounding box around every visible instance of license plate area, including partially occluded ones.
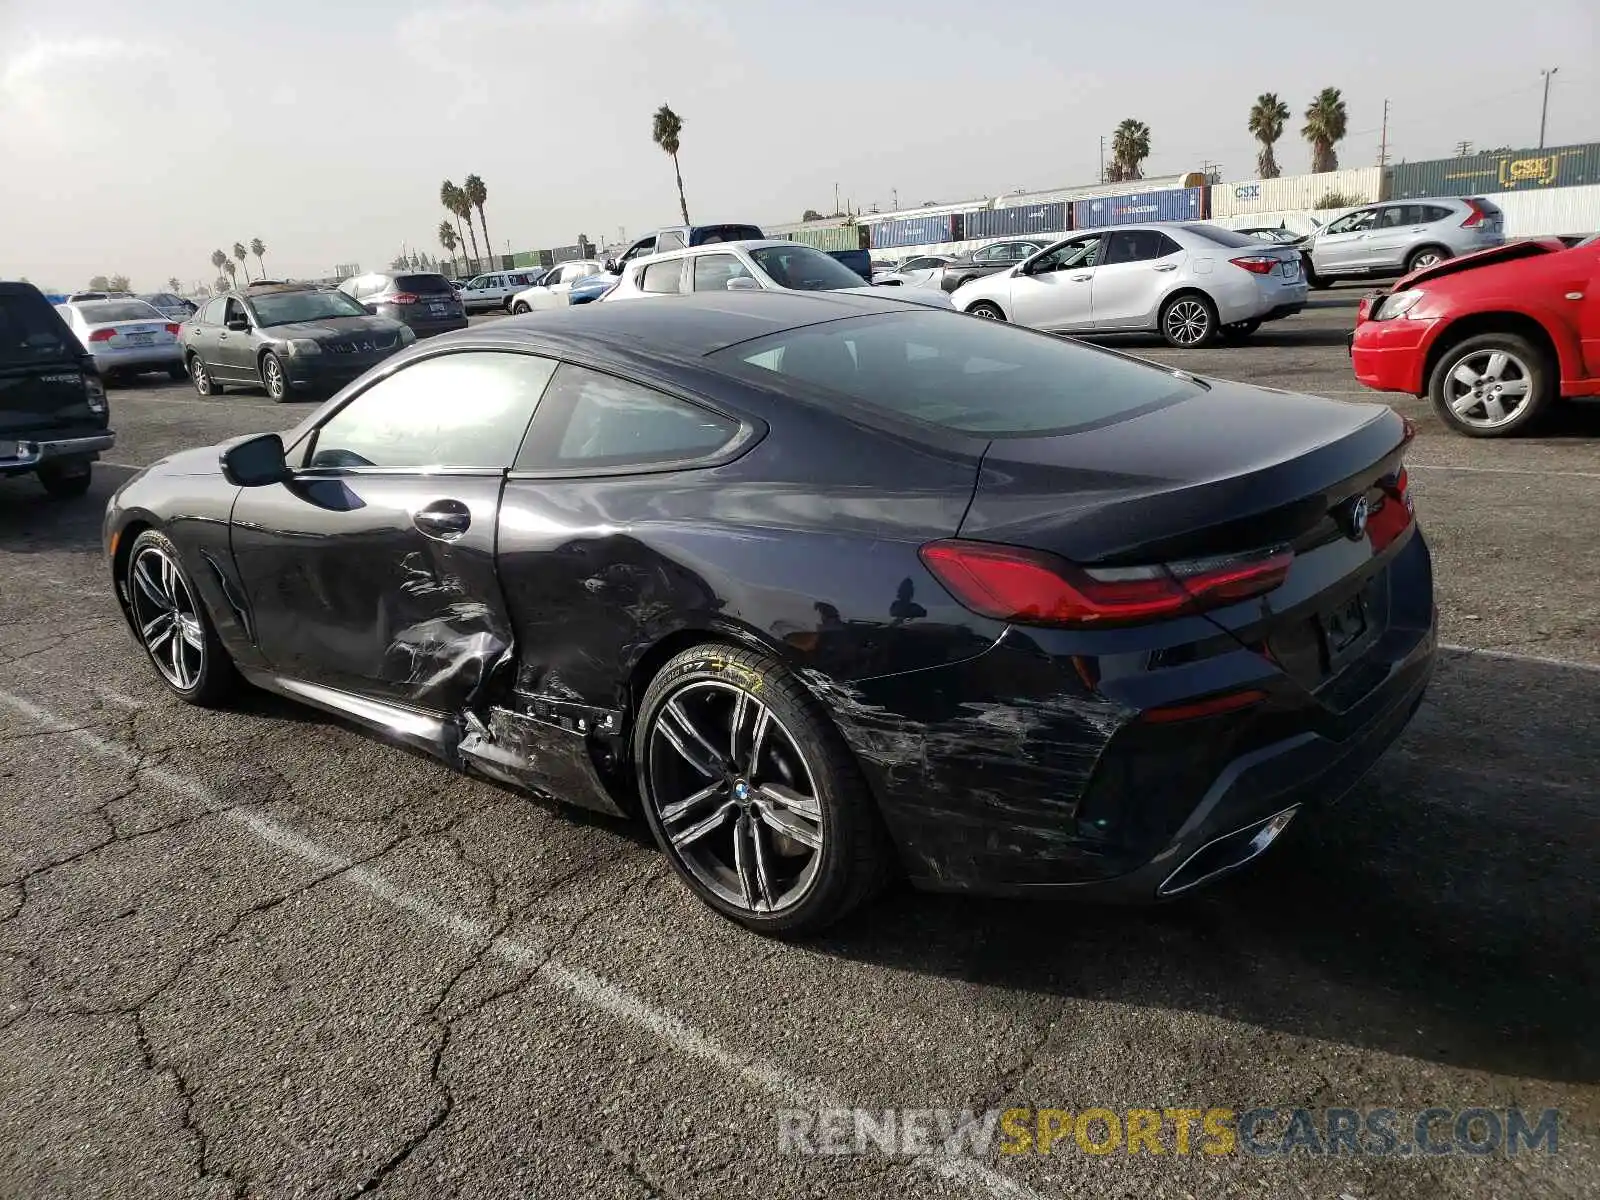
[126,333,154,345]
[1319,590,1371,669]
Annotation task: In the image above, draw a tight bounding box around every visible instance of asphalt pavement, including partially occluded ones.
[2,287,1596,1199]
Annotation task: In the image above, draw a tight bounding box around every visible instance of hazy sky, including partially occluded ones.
[1,0,1594,290]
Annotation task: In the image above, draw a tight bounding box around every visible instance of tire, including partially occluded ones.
[1304,258,1332,289]
[966,301,1006,321]
[260,351,289,402]
[1159,293,1218,348]
[1405,245,1450,274]
[503,299,517,313]
[1221,319,1261,342]
[37,461,92,499]
[512,302,530,315]
[189,354,223,396]
[124,529,237,706]
[167,363,188,382]
[1428,332,1553,438]
[633,644,891,936]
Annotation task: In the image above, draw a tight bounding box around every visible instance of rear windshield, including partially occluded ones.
[1468,198,1503,217]
[0,290,73,364]
[749,245,868,291]
[77,300,165,322]
[250,290,367,326]
[692,224,764,245]
[1182,225,1262,248]
[712,310,1197,437]
[393,274,455,295]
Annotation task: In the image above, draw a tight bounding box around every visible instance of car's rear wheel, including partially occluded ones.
[260,351,288,402]
[1304,257,1331,289]
[512,301,530,314]
[125,529,236,705]
[966,301,1006,321]
[1406,245,1450,273]
[1159,293,1217,347]
[189,354,223,396]
[634,644,891,936]
[37,461,92,499]
[1428,333,1553,437]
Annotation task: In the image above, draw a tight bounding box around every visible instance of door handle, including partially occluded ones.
[1070,274,1092,282]
[413,499,471,540]
[1152,263,1178,272]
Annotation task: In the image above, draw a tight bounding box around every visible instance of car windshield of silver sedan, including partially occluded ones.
[747,245,867,291]
[250,290,369,326]
[715,309,1198,435]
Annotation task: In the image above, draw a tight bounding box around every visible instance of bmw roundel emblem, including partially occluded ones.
[1343,495,1370,540]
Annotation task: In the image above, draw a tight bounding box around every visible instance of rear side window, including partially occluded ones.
[1423,205,1455,222]
[1101,229,1179,265]
[516,364,740,472]
[200,297,228,324]
[641,260,684,294]
[0,289,73,364]
[393,274,453,295]
[714,310,1197,437]
[1182,225,1261,249]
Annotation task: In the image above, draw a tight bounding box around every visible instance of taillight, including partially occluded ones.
[1229,255,1279,275]
[1461,198,1488,228]
[88,328,115,342]
[918,540,1293,628]
[165,323,181,335]
[390,292,419,305]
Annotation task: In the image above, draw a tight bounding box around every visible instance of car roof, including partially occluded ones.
[442,290,920,358]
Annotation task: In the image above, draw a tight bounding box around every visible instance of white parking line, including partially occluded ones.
[1408,462,1600,481]
[112,394,287,412]
[0,686,1042,1200]
[1439,643,1600,674]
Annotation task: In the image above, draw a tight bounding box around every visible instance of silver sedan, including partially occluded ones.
[56,298,186,382]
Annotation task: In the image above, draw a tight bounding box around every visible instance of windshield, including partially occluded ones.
[712,310,1197,436]
[250,290,368,326]
[77,300,166,322]
[749,245,870,292]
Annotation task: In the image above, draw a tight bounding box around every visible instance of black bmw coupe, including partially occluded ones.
[104,292,1435,934]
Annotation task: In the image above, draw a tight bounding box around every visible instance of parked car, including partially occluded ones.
[939,241,1050,292]
[180,284,414,402]
[606,224,767,274]
[872,255,953,287]
[602,241,953,308]
[951,223,1307,347]
[139,292,200,321]
[1302,198,1505,288]
[104,290,1434,934]
[55,297,185,382]
[0,281,114,499]
[337,271,468,338]
[508,261,609,313]
[566,273,618,305]
[457,269,546,313]
[1349,237,1600,437]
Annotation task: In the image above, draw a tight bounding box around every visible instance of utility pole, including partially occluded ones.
[1378,99,1390,167]
[1455,140,1473,157]
[1099,135,1106,183]
[834,181,840,216]
[1539,67,1558,149]
[892,187,898,211]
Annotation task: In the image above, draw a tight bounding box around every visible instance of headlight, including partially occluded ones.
[398,325,417,345]
[1372,289,1424,320]
[287,339,322,356]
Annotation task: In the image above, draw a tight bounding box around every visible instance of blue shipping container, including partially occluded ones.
[869,214,958,250]
[963,202,1069,240]
[1071,187,1206,229]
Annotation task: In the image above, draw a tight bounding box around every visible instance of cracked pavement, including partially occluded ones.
[1,297,1597,1198]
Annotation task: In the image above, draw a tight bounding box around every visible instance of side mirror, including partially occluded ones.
[363,303,378,315]
[225,317,250,332]
[725,276,761,291]
[220,433,290,487]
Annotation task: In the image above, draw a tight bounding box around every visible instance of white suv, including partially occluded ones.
[456,269,546,313]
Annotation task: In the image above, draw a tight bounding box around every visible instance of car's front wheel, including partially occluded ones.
[634,644,891,936]
[512,302,530,314]
[965,302,1006,321]
[37,461,92,499]
[1304,257,1331,289]
[1159,293,1218,347]
[260,351,289,402]
[124,529,236,705]
[189,354,223,396]
[1428,333,1553,437]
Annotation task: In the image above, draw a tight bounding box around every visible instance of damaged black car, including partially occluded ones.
[103,292,1435,935]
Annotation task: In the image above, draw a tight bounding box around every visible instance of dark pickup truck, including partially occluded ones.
[1,281,115,499]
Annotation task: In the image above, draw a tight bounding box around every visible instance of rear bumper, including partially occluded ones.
[0,431,116,476]
[1219,280,1309,325]
[90,346,182,373]
[1351,317,1439,395]
[406,316,469,337]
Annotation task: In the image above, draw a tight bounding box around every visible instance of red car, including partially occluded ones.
[1349,236,1600,437]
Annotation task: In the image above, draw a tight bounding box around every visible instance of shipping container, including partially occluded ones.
[1478,182,1600,237]
[1072,187,1206,229]
[787,225,868,252]
[1210,167,1386,218]
[962,202,1069,240]
[1389,142,1600,200]
[549,244,584,264]
[870,213,960,250]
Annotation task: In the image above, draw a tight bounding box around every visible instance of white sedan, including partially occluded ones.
[508,260,609,313]
[870,255,953,287]
[601,241,952,308]
[950,223,1308,347]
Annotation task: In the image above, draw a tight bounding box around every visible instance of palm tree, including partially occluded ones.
[1248,93,1292,179]
[167,276,181,292]
[1303,87,1348,173]
[438,221,458,272]
[213,274,229,294]
[652,103,690,224]
[210,249,227,284]
[232,241,251,284]
[250,238,267,277]
[223,260,238,290]
[441,180,478,271]
[1109,118,1151,182]
[463,174,491,268]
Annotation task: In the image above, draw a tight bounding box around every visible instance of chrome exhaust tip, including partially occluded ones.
[1157,806,1299,897]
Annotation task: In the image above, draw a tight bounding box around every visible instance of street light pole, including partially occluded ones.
[1539,67,1558,149]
